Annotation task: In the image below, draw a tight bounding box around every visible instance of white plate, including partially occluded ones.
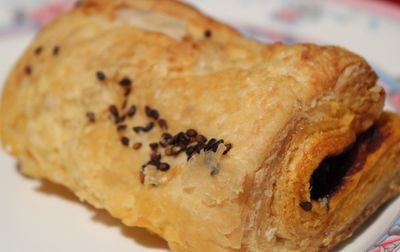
[0,0,399,251]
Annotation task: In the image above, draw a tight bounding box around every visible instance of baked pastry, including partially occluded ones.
[1,0,399,251]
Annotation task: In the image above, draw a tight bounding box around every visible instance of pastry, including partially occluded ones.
[1,0,399,251]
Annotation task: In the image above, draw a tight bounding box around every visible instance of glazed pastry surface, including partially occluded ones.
[1,0,399,251]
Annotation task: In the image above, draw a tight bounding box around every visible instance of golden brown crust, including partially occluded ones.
[0,0,399,251]
[245,112,400,252]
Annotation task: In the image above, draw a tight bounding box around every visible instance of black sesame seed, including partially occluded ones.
[204,29,212,38]
[35,46,43,55]
[211,139,224,152]
[159,163,170,172]
[121,137,130,146]
[186,129,198,137]
[127,105,136,117]
[96,71,106,81]
[149,142,159,151]
[223,143,232,155]
[149,154,161,167]
[211,144,219,152]
[151,154,161,161]
[53,46,60,55]
[115,115,126,124]
[143,122,154,132]
[117,124,127,132]
[109,105,119,119]
[185,145,196,156]
[195,134,207,143]
[151,110,159,120]
[133,122,154,134]
[159,141,168,148]
[133,142,142,150]
[177,132,190,145]
[300,202,312,212]
[133,126,143,133]
[160,133,172,147]
[86,112,96,122]
[119,77,132,86]
[194,142,205,154]
[150,152,159,161]
[145,106,159,120]
[162,133,172,141]
[25,66,32,75]
[170,134,178,145]
[185,145,196,161]
[204,138,217,151]
[145,106,151,116]
[158,119,168,130]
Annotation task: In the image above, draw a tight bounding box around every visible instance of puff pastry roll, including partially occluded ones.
[1,0,399,251]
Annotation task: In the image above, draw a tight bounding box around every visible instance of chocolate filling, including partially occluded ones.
[310,124,386,201]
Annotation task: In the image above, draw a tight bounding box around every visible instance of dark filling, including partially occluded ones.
[310,124,384,201]
[310,150,354,200]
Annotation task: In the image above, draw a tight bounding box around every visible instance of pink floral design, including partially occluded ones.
[30,1,75,26]
[274,8,302,23]
[369,225,400,252]
[393,92,400,107]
